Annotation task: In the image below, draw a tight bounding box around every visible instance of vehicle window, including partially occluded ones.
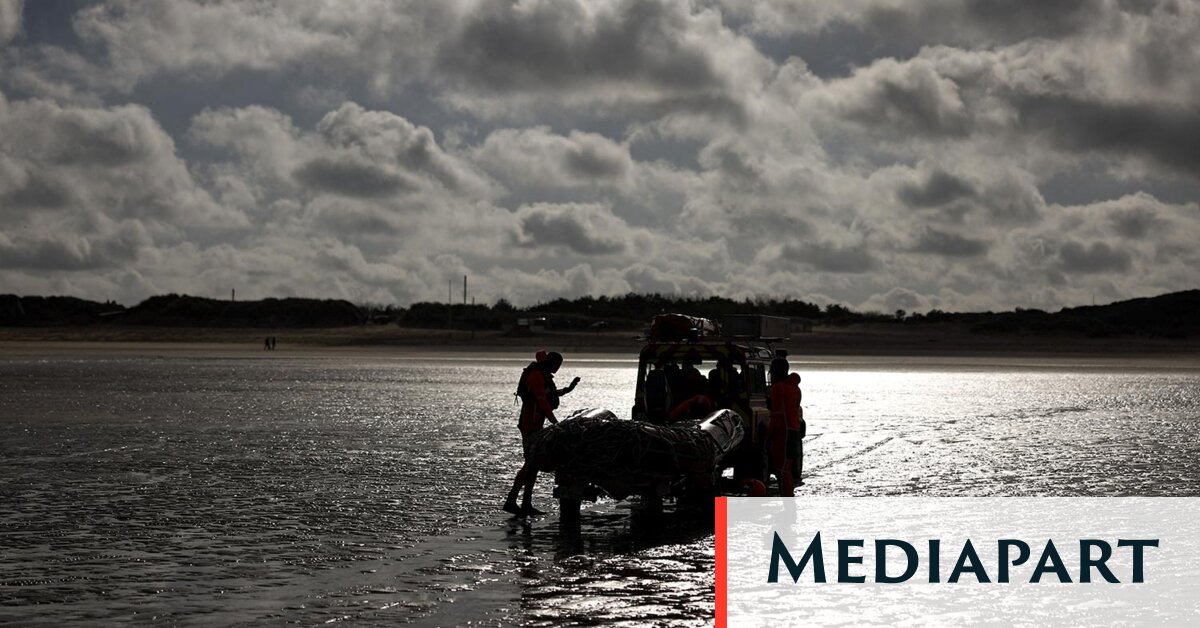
[748,364,766,396]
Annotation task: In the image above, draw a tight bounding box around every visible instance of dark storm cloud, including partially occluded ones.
[0,172,72,210]
[436,0,745,121]
[0,234,136,271]
[897,170,976,208]
[1016,95,1200,177]
[1116,0,1161,13]
[516,203,627,255]
[8,101,167,167]
[1057,240,1132,273]
[865,0,1100,44]
[293,156,412,199]
[781,240,876,273]
[732,207,811,239]
[700,143,762,185]
[912,227,989,257]
[832,59,971,138]
[732,0,1105,77]
[829,0,1103,53]
[312,202,406,236]
[0,93,236,229]
[441,0,716,90]
[6,0,1200,311]
[1109,207,1160,238]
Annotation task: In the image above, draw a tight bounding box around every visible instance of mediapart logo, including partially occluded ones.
[768,533,1159,584]
[718,498,1200,627]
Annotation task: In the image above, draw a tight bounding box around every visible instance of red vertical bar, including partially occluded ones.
[715,496,727,628]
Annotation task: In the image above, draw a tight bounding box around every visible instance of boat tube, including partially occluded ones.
[525,407,744,507]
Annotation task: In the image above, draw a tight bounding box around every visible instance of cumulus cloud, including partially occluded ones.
[781,239,877,274]
[2,2,1199,310]
[1057,240,1133,273]
[897,169,976,208]
[0,221,147,271]
[0,0,21,45]
[514,203,631,255]
[8,0,768,127]
[1015,95,1200,177]
[912,227,989,257]
[189,102,493,201]
[434,0,766,121]
[474,127,632,190]
[71,1,344,88]
[0,92,243,228]
[822,57,972,138]
[723,0,1109,54]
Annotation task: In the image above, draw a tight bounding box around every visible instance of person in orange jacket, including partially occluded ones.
[768,360,802,496]
[503,351,579,516]
[668,394,714,424]
[787,373,805,487]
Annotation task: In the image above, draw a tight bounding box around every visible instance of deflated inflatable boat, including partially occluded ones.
[524,407,744,519]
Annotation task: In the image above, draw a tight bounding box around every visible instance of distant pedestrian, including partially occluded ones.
[264,337,271,350]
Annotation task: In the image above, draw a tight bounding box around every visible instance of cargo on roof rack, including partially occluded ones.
[720,315,791,341]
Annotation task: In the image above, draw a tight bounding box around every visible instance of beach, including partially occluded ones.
[1,325,1196,625]
[3,337,1200,624]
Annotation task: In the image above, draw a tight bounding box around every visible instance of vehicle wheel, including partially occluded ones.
[559,497,581,522]
[641,492,663,515]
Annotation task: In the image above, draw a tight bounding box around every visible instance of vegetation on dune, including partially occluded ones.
[0,290,1197,339]
[0,293,364,328]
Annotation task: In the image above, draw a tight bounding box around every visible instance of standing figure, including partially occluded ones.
[503,351,579,516]
[767,358,801,496]
[788,373,804,487]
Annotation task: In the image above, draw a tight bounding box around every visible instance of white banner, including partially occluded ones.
[720,498,1200,627]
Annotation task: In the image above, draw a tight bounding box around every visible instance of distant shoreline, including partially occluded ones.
[1,324,1197,363]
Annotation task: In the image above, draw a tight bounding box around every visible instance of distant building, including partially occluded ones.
[515,317,547,333]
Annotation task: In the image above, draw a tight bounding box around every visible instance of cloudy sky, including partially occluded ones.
[1,0,1198,312]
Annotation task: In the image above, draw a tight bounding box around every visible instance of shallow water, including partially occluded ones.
[2,354,1199,625]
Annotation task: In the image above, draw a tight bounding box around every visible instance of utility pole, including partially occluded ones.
[447,279,453,331]
[463,275,467,305]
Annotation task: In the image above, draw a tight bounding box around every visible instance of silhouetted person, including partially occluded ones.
[264,337,271,350]
[768,358,801,496]
[643,365,672,424]
[682,361,707,399]
[664,362,684,404]
[790,372,805,486]
[504,351,579,517]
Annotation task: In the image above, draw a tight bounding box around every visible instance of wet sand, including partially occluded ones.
[4,351,1200,624]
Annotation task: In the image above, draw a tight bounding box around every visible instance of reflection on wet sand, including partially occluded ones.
[502,502,717,627]
[2,355,1199,625]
